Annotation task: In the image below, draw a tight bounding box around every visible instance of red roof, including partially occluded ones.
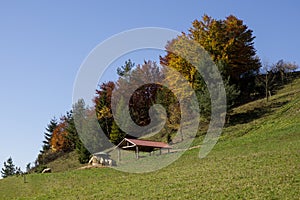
[125,138,172,149]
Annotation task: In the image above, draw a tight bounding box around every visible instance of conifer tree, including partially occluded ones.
[40,117,57,153]
[1,157,16,178]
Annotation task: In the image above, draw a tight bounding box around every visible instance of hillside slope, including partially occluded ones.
[0,78,299,199]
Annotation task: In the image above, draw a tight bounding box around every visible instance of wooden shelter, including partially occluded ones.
[116,138,172,160]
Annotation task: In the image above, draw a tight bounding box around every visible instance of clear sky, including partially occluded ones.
[0,0,299,171]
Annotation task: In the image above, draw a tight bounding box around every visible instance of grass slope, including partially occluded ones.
[0,78,299,199]
[44,151,85,173]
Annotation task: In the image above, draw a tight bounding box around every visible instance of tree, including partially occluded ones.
[112,61,169,138]
[189,14,261,82]
[40,117,57,153]
[256,62,277,102]
[256,60,298,102]
[272,59,299,85]
[160,34,203,91]
[94,81,115,138]
[26,163,31,173]
[50,120,71,152]
[15,167,22,176]
[1,157,16,178]
[63,110,81,151]
[161,14,260,106]
[117,59,134,78]
[110,121,126,145]
[73,99,112,155]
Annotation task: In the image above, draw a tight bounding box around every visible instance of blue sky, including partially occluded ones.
[0,0,299,171]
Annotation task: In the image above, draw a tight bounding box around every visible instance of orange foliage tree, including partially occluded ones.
[50,119,72,152]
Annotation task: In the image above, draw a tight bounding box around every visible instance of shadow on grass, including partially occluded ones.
[228,100,289,126]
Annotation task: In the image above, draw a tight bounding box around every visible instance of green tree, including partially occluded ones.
[40,117,57,153]
[64,109,91,163]
[26,163,31,173]
[117,59,134,78]
[76,141,91,164]
[15,167,22,176]
[64,110,79,151]
[73,99,111,156]
[109,96,127,144]
[110,121,126,145]
[1,157,16,178]
[72,99,93,163]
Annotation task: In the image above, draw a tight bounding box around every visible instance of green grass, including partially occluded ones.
[0,78,299,199]
[45,151,85,173]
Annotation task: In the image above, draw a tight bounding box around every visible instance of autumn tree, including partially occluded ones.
[94,81,115,138]
[161,14,260,107]
[111,60,182,141]
[49,112,79,153]
[94,60,176,141]
[189,14,261,82]
[50,120,70,152]
[113,61,163,136]
[161,34,222,119]
[127,61,164,127]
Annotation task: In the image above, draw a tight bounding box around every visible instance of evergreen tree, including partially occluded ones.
[26,163,31,173]
[15,167,22,176]
[1,157,16,178]
[109,121,124,145]
[76,140,91,164]
[64,110,79,151]
[117,59,134,78]
[40,117,57,153]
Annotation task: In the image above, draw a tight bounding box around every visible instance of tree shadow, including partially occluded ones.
[227,100,289,126]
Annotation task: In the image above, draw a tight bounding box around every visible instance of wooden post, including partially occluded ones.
[167,148,170,154]
[23,173,27,183]
[136,146,139,159]
[159,148,162,155]
[118,148,121,162]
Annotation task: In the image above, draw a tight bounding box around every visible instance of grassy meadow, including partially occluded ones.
[0,78,299,199]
